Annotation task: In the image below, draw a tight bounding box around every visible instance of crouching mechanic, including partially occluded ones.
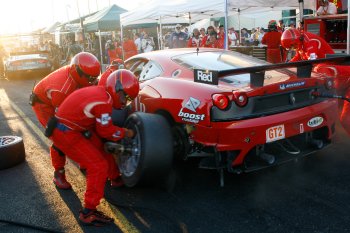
[50,69,139,226]
[31,52,100,189]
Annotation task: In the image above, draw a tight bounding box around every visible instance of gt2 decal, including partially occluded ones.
[194,69,219,85]
[279,81,306,90]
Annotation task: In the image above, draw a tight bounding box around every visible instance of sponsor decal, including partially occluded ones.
[266,124,285,143]
[279,81,306,90]
[184,97,201,112]
[290,93,296,105]
[194,69,218,85]
[307,116,324,128]
[134,97,146,112]
[300,123,304,133]
[178,97,205,123]
[100,113,110,125]
[178,109,205,123]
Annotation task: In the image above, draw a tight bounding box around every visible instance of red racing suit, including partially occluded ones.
[51,86,127,209]
[32,65,80,170]
[98,66,117,87]
[290,32,334,62]
[261,31,283,63]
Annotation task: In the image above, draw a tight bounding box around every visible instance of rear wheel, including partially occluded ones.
[0,136,25,170]
[118,112,173,187]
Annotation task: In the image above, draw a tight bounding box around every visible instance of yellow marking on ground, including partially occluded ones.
[6,97,139,233]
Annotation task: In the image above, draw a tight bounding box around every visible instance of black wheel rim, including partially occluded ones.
[119,127,142,177]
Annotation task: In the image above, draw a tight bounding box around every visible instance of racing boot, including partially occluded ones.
[79,208,114,226]
[53,169,72,190]
[110,176,124,188]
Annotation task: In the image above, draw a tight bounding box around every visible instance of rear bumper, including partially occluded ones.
[5,67,52,78]
[192,100,338,165]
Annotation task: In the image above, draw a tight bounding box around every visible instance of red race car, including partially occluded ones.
[119,48,348,186]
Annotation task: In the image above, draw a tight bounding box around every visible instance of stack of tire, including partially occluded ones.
[0,136,25,170]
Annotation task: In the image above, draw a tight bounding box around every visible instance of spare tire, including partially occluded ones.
[0,136,25,170]
[118,112,173,187]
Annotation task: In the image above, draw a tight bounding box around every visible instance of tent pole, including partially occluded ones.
[120,25,125,60]
[238,9,241,45]
[159,16,163,50]
[224,0,229,50]
[298,0,304,25]
[347,0,350,54]
[98,30,103,66]
[156,25,160,51]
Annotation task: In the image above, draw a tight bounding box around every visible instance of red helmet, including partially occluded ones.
[70,52,100,86]
[268,20,277,30]
[281,28,302,50]
[106,69,139,109]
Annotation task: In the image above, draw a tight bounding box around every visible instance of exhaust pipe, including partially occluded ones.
[258,152,275,165]
[310,139,324,149]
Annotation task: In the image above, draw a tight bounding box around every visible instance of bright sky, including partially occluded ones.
[0,0,145,35]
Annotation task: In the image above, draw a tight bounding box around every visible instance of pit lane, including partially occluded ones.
[1,77,350,233]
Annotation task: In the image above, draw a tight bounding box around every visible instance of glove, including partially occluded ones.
[124,128,135,138]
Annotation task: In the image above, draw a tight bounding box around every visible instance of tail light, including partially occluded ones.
[38,59,48,64]
[233,92,248,107]
[11,61,22,66]
[212,94,229,110]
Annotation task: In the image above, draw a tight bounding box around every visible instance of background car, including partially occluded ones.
[121,48,341,187]
[4,51,53,80]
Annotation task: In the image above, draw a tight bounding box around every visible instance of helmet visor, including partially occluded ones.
[116,78,133,103]
[76,66,98,84]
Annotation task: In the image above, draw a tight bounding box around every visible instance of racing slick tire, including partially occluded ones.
[0,136,25,170]
[119,112,173,187]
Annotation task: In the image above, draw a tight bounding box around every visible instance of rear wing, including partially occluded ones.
[194,56,350,87]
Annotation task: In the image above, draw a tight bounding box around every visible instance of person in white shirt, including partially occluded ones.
[228,28,237,46]
[134,33,142,54]
[317,0,337,16]
[141,32,155,53]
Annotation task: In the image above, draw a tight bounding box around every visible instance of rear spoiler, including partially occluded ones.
[194,55,350,87]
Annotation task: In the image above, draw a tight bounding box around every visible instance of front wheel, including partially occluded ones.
[118,112,173,187]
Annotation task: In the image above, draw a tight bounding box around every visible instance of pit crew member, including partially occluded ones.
[98,58,124,86]
[282,28,350,136]
[50,69,139,226]
[280,28,334,62]
[261,20,283,63]
[31,52,100,190]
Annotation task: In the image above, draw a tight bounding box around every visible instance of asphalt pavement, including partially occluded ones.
[1,77,350,233]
